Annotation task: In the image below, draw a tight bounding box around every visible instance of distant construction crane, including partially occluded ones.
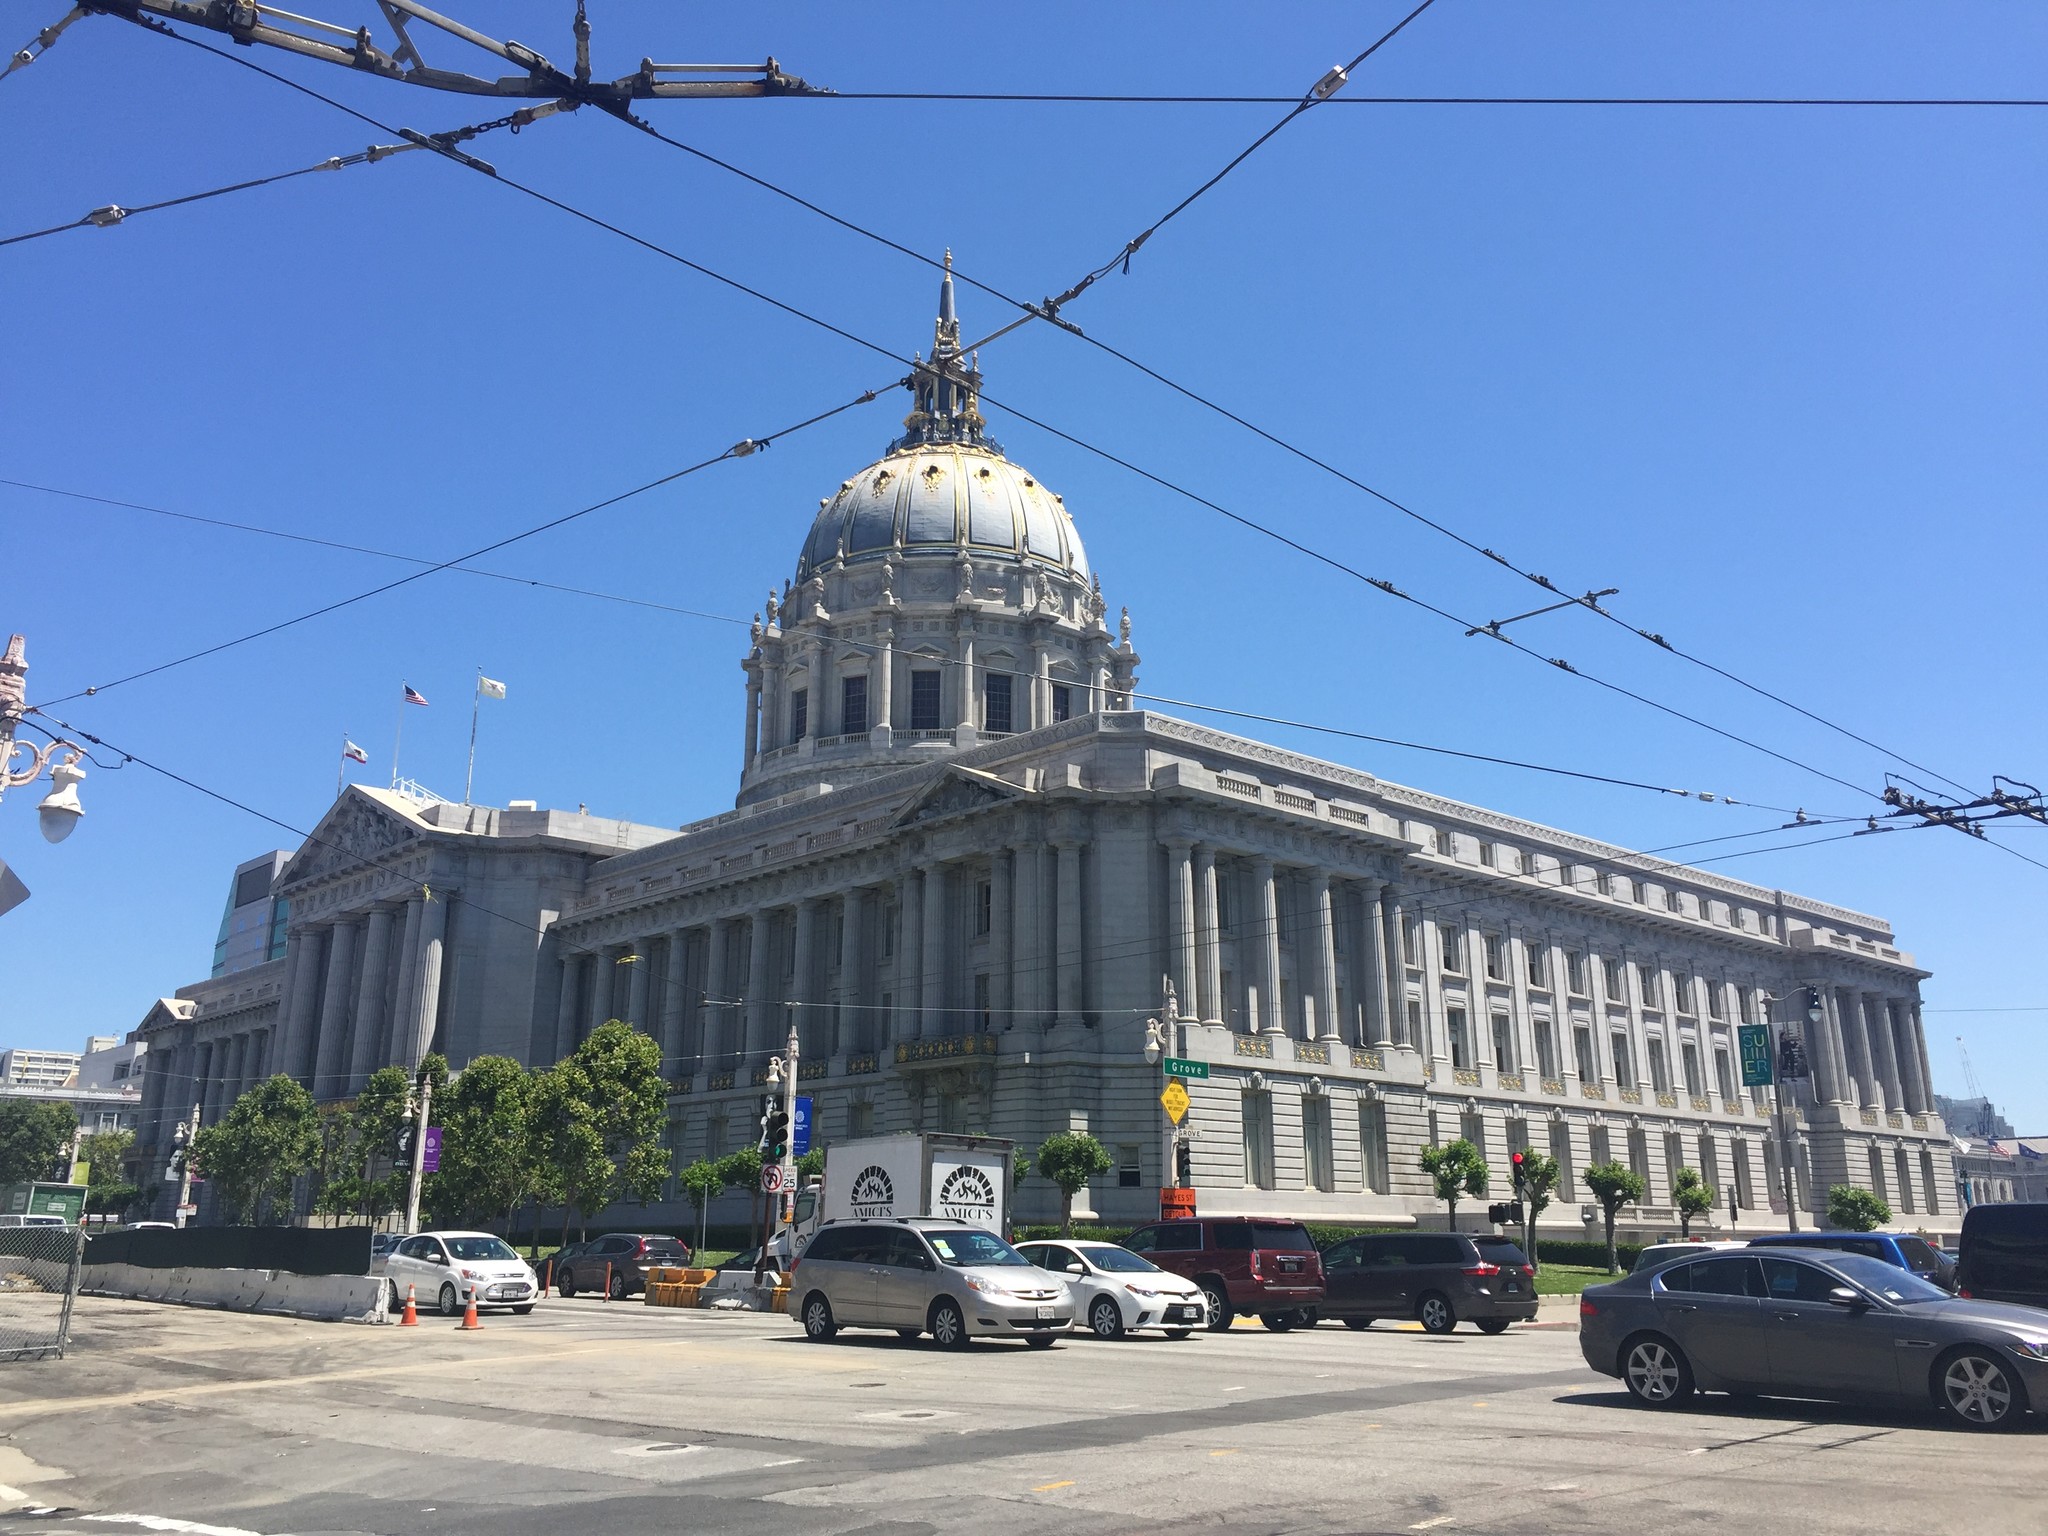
[1953,1038,2002,1138]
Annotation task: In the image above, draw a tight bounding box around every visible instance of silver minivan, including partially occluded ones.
[787,1218,1074,1348]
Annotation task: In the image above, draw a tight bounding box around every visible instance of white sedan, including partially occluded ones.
[1016,1239,1206,1339]
[379,1230,540,1316]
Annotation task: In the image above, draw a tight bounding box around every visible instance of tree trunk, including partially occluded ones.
[1604,1206,1618,1274]
[1061,1186,1075,1237]
[1679,1210,1692,1239]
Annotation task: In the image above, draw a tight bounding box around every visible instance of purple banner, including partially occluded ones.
[422,1125,443,1174]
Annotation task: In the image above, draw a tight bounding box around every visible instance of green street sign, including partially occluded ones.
[1738,1024,1775,1088]
[1161,1056,1209,1081]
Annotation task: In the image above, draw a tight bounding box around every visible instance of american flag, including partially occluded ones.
[403,684,429,706]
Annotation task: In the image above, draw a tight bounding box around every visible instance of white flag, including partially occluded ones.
[478,675,507,700]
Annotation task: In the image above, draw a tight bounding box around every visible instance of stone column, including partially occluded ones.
[872,622,895,742]
[1164,840,1196,1020]
[1838,987,1878,1108]
[588,943,621,1039]
[660,929,690,1074]
[1249,857,1281,1034]
[348,906,397,1091]
[1798,980,1842,1104]
[1194,847,1222,1026]
[625,942,651,1031]
[1863,990,1904,1112]
[1012,843,1046,1038]
[553,950,584,1062]
[745,910,776,1061]
[1358,879,1390,1047]
[1908,1001,1935,1117]
[1307,869,1340,1041]
[989,853,1013,1021]
[920,863,949,1038]
[196,1041,220,1125]
[792,898,822,1056]
[835,892,865,1056]
[702,919,732,1064]
[898,874,923,1043]
[280,926,327,1084]
[407,894,449,1067]
[313,919,360,1100]
[1054,838,1084,1026]
[1382,886,1409,1048]
[218,1035,246,1114]
[742,671,761,777]
[1814,984,1851,1104]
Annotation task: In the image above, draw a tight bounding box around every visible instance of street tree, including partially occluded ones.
[532,1023,667,1243]
[1514,1150,1561,1269]
[678,1157,724,1255]
[1036,1131,1113,1236]
[715,1145,765,1238]
[1672,1167,1716,1238]
[1583,1161,1647,1273]
[79,1128,138,1218]
[310,1104,360,1219]
[0,1100,76,1185]
[350,1064,417,1220]
[432,1055,537,1225]
[1826,1185,1892,1232]
[191,1076,320,1224]
[1418,1139,1489,1228]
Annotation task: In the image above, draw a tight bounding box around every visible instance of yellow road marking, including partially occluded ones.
[1209,1448,1240,1457]
[1032,1481,1075,1492]
[1472,1401,1489,1408]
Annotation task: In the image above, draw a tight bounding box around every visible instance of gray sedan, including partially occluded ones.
[1580,1246,2048,1430]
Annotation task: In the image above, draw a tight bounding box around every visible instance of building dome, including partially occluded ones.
[794,443,1090,585]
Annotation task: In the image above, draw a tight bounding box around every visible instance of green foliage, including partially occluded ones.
[430,1055,537,1225]
[310,1104,359,1219]
[1671,1167,1716,1237]
[794,1148,825,1181]
[1418,1139,1489,1223]
[678,1157,725,1210]
[1012,1150,1032,1187]
[1515,1150,1562,1267]
[1529,1238,1646,1270]
[0,1099,77,1185]
[1035,1131,1114,1237]
[79,1129,138,1215]
[1826,1185,1892,1232]
[532,1023,668,1240]
[714,1145,763,1193]
[1583,1161,1648,1273]
[190,1075,320,1224]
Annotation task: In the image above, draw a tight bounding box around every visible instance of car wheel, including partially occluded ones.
[895,1328,921,1340]
[388,1281,404,1312]
[1476,1318,1512,1335]
[929,1298,970,1350]
[1621,1334,1695,1408]
[511,1304,534,1316]
[1164,1329,1193,1340]
[1200,1280,1233,1333]
[1026,1333,1058,1349]
[608,1271,628,1301]
[1343,1317,1373,1331]
[1417,1292,1457,1334]
[437,1283,460,1318]
[1260,1311,1296,1332]
[1294,1307,1318,1329]
[1089,1296,1126,1339]
[801,1293,837,1342]
[558,1271,576,1299]
[1936,1348,2025,1430]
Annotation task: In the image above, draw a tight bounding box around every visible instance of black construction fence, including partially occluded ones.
[84,1224,373,1276]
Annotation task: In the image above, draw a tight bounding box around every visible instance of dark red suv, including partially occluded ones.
[1121,1218,1325,1331]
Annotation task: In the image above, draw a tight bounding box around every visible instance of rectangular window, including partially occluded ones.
[882,905,896,957]
[1402,919,1421,967]
[1707,980,1725,1020]
[1405,998,1424,1050]
[1242,1093,1275,1189]
[1119,1146,1142,1189]
[1714,1047,1736,1102]
[788,687,808,743]
[909,670,943,730]
[840,675,868,736]
[1460,1112,1487,1161]
[1527,946,1548,990]
[1440,924,1464,973]
[1674,973,1695,1015]
[1478,841,1496,868]
[1681,1041,1702,1095]
[1734,1141,1755,1207]
[849,1100,875,1138]
[1700,1137,1721,1204]
[1590,1125,1612,1167]
[1490,1010,1515,1073]
[1447,1006,1471,1069]
[1550,1120,1574,1194]
[1628,1128,1651,1186]
[1483,934,1505,980]
[1574,1024,1597,1082]
[1303,1097,1333,1192]
[975,879,992,935]
[1567,950,1588,996]
[1536,1019,1560,1080]
[1648,1037,1670,1094]
[1611,1030,1636,1089]
[983,672,1013,733]
[1050,682,1073,722]
[1359,1100,1390,1194]
[1434,827,1454,857]
[1736,985,1754,1025]
[973,972,991,1029]
[1602,957,1626,1001]
[1637,963,1660,1010]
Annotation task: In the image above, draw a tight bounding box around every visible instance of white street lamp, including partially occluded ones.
[0,633,91,845]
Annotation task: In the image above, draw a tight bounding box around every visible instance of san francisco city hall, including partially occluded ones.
[131,274,1958,1235]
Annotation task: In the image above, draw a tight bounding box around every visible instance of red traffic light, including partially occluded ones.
[1511,1152,1525,1165]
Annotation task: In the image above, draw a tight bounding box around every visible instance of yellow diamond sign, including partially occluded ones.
[1160,1077,1191,1125]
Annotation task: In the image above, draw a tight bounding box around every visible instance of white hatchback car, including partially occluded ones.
[1016,1238,1207,1339]
[379,1231,539,1316]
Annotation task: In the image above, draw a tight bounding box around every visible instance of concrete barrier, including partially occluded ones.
[82,1263,388,1324]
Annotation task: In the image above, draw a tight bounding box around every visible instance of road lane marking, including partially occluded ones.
[84,1516,268,1536]
[1410,1518,1455,1530]
[1209,1449,1240,1457]
[1542,1483,1580,1492]
[1032,1481,1076,1492]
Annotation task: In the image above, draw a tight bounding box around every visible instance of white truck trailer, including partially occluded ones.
[774,1132,1015,1262]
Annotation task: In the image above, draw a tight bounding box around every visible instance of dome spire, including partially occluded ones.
[892,249,997,455]
[936,248,958,348]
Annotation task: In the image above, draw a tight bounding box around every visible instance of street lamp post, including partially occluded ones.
[1764,988,1814,1234]
[1143,977,1190,1209]
[0,634,90,843]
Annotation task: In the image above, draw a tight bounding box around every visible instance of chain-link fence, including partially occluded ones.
[0,1225,86,1362]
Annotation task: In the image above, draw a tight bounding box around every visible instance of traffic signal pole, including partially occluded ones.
[753,1015,799,1284]
[404,1076,432,1235]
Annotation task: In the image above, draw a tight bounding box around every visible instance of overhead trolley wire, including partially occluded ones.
[813,91,2048,109]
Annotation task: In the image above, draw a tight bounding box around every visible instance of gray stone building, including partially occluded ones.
[133,272,1956,1235]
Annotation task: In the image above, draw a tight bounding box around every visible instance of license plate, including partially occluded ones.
[1278,1259,1300,1272]
[1174,1305,1200,1320]
[1504,1282,1520,1294]
[1036,1305,1055,1319]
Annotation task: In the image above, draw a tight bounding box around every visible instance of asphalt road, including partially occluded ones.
[0,1293,2036,1536]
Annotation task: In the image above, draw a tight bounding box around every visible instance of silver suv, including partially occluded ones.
[787,1219,1074,1348]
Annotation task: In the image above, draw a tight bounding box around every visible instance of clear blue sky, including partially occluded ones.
[3,3,2043,1126]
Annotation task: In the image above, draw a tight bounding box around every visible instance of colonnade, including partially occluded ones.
[271,892,452,1099]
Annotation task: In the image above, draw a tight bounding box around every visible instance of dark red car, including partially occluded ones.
[1121,1218,1325,1331]
[556,1233,692,1299]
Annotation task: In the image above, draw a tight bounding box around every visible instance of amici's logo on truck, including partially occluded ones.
[937,1165,997,1223]
[848,1165,896,1217]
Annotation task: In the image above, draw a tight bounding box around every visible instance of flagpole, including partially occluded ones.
[391,687,404,789]
[465,668,481,805]
[337,732,347,801]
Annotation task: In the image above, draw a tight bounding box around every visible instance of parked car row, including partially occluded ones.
[1632,1230,1956,1292]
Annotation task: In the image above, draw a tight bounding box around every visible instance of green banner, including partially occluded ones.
[1738,1024,1775,1088]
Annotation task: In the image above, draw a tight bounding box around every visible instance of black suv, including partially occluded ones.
[1319,1231,1536,1334]
[1957,1202,2048,1311]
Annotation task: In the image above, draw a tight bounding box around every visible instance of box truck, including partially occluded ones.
[773,1133,1015,1263]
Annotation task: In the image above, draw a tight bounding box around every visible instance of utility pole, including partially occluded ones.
[404,1074,433,1235]
[753,1015,799,1284]
[172,1101,200,1227]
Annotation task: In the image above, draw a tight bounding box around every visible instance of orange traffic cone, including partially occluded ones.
[460,1290,482,1331]
[400,1284,419,1327]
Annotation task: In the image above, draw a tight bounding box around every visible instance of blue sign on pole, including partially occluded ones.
[792,1096,813,1157]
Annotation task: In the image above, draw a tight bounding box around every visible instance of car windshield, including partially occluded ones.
[1827,1252,1950,1304]
[926,1229,1028,1267]
[1086,1247,1162,1274]
[444,1237,520,1263]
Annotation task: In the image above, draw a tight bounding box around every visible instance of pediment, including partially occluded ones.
[280,788,422,886]
[889,765,1028,829]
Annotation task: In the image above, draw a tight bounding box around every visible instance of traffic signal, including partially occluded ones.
[1510,1151,1527,1197]
[1487,1201,1523,1226]
[762,1105,790,1161]
[1175,1141,1193,1182]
